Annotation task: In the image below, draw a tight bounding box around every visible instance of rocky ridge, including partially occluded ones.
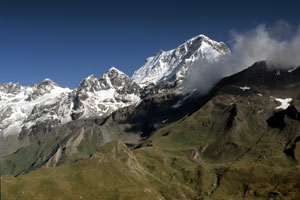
[0,34,229,141]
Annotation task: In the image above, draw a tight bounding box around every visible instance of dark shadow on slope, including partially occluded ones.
[225,104,237,131]
[267,111,286,129]
[267,105,300,130]
[284,136,300,159]
[110,91,214,139]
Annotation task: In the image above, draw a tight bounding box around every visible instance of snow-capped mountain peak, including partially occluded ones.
[0,79,72,136]
[34,78,59,90]
[186,34,230,55]
[132,34,230,87]
[71,66,140,120]
[0,34,229,140]
[78,74,101,92]
[0,68,141,137]
[26,78,64,101]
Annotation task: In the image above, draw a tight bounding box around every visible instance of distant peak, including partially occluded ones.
[108,66,120,71]
[40,78,59,86]
[183,34,209,43]
[0,82,21,87]
[43,78,52,82]
[0,82,22,94]
[79,74,98,85]
[185,34,220,45]
[85,74,96,79]
[108,66,118,71]
[107,66,125,75]
[194,34,209,39]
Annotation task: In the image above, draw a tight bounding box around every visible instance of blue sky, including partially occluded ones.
[1,0,300,88]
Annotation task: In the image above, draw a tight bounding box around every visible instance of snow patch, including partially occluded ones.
[239,86,250,91]
[288,66,299,73]
[162,119,168,123]
[274,98,292,110]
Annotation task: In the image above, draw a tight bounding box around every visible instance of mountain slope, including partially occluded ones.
[3,62,300,199]
[2,141,164,200]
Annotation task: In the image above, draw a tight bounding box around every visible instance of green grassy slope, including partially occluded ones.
[0,119,141,176]
[2,90,300,199]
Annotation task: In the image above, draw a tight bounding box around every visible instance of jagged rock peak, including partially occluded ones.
[0,82,22,94]
[70,66,141,121]
[77,74,101,92]
[27,78,60,95]
[105,67,128,79]
[100,66,140,91]
[107,66,125,74]
[35,78,59,88]
[41,78,58,84]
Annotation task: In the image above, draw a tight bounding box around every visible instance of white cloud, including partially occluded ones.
[183,21,300,95]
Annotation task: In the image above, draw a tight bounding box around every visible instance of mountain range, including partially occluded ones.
[1,34,300,200]
[0,34,229,157]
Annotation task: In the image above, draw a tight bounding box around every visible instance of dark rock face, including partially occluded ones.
[77,75,102,92]
[106,68,141,95]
